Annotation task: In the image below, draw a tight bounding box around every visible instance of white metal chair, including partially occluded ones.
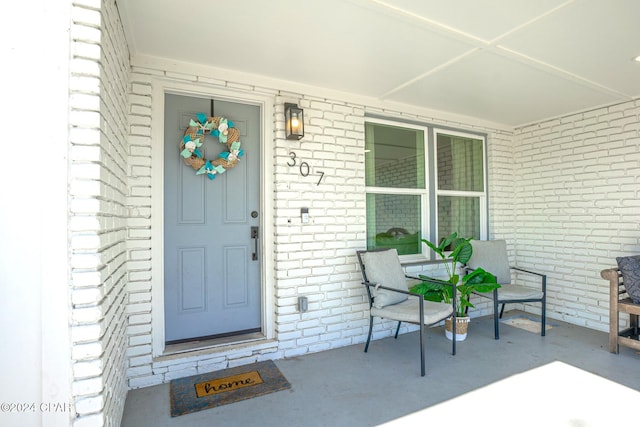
[467,240,547,339]
[356,248,456,376]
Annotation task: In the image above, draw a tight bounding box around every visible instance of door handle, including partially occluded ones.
[251,226,259,261]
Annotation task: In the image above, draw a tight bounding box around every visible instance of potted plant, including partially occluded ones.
[410,232,500,341]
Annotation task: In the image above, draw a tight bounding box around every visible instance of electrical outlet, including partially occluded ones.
[298,296,308,312]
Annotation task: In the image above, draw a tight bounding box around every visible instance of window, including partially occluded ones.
[365,119,487,260]
[435,129,486,244]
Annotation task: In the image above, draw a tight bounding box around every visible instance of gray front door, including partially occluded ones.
[164,93,261,343]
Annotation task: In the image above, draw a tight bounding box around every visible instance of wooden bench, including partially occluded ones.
[601,268,640,353]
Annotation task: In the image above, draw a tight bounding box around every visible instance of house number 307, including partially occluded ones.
[287,152,325,186]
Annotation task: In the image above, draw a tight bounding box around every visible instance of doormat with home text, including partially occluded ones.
[169,360,291,417]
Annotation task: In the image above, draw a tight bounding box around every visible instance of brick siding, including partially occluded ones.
[69,4,640,418]
[123,62,515,388]
[69,0,130,425]
[513,101,640,329]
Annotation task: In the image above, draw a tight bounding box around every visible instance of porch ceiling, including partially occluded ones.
[117,0,640,127]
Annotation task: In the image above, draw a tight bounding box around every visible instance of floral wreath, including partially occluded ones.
[179,113,244,180]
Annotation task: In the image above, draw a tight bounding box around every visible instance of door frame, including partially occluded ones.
[150,78,275,357]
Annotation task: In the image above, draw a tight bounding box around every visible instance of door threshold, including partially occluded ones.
[162,331,267,358]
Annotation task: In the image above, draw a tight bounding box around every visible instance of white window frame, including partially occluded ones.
[365,118,488,262]
[365,118,431,263]
[433,127,488,243]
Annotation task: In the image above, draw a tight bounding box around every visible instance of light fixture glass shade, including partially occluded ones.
[285,103,304,140]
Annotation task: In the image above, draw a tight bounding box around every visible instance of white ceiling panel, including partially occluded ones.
[500,0,640,95]
[117,0,640,127]
[376,0,570,41]
[123,0,476,96]
[390,50,620,125]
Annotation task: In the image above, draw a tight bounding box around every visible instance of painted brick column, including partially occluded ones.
[69,0,131,425]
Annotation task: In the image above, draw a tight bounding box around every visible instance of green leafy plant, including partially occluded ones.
[410,232,500,317]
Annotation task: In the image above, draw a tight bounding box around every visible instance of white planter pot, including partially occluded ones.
[445,316,470,341]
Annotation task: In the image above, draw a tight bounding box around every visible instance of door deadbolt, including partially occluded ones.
[251,226,259,261]
[251,211,259,218]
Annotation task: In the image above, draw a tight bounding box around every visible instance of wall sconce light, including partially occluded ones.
[285,103,304,140]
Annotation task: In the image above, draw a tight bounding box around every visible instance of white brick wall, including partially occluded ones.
[125,72,155,388]
[100,3,639,399]
[108,9,637,398]
[123,59,515,388]
[69,0,130,425]
[273,97,369,357]
[28,1,640,424]
[513,101,640,330]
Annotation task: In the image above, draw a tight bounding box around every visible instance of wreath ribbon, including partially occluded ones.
[179,113,244,180]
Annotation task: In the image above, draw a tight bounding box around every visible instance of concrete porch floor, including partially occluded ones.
[121,312,640,426]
